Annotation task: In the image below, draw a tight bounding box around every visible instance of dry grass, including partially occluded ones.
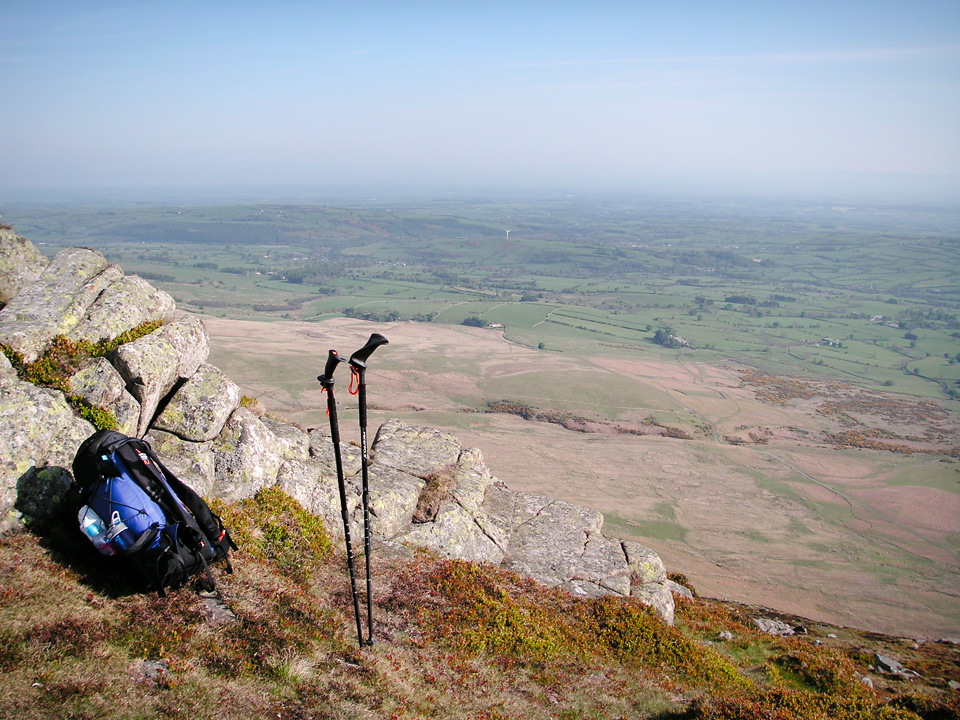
[1,488,957,720]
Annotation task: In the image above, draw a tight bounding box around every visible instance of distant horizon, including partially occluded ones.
[4,169,960,209]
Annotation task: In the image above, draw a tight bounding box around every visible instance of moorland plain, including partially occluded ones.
[7,197,959,637]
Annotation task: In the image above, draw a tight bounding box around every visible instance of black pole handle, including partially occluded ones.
[317,349,343,387]
[348,333,389,369]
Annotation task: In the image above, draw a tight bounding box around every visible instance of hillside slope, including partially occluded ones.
[2,489,957,720]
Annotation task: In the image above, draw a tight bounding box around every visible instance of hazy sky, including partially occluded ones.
[3,1,959,200]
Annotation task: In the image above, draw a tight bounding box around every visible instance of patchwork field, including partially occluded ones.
[203,315,960,640]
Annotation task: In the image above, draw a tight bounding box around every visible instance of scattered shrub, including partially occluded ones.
[211,487,332,583]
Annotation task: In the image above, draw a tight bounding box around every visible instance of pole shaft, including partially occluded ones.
[357,372,374,644]
[326,383,365,648]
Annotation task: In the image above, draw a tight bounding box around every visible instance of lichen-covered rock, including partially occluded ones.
[112,315,210,437]
[112,331,180,437]
[499,493,630,595]
[211,407,284,502]
[396,446,511,562]
[262,417,309,461]
[667,579,694,600]
[631,583,676,626]
[398,501,505,564]
[153,363,240,442]
[68,357,142,436]
[143,429,216,497]
[108,394,142,437]
[0,248,121,362]
[369,419,462,477]
[0,371,93,529]
[68,274,175,345]
[308,427,363,477]
[276,456,358,537]
[14,466,73,525]
[620,542,675,623]
[448,447,496,514]
[0,229,47,305]
[366,465,426,538]
[69,357,127,407]
[161,315,209,378]
[1,351,14,377]
[623,540,668,586]
[578,535,632,595]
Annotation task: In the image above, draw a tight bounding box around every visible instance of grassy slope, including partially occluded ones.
[1,489,957,720]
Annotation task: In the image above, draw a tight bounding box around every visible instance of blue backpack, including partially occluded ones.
[72,430,236,596]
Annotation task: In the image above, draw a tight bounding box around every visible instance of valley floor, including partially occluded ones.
[203,315,960,640]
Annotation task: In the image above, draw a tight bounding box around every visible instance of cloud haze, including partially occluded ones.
[2,1,958,201]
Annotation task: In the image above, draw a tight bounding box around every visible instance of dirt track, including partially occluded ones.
[202,315,960,639]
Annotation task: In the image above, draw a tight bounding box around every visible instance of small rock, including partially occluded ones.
[754,617,795,636]
[666,579,694,599]
[139,659,168,682]
[875,653,920,679]
[717,631,734,641]
[199,590,236,625]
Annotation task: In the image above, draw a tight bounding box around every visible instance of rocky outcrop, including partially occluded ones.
[68,274,175,345]
[0,228,47,305]
[112,315,209,437]
[0,248,118,362]
[0,353,93,531]
[153,363,240,442]
[366,420,674,622]
[211,407,285,503]
[0,235,675,623]
[68,357,142,436]
[0,244,175,365]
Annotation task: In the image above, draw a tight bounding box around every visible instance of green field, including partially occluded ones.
[6,197,960,400]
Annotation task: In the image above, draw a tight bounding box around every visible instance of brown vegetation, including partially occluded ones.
[486,400,694,439]
[2,486,957,719]
[412,465,456,523]
[738,369,958,456]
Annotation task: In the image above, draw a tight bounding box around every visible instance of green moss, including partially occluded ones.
[4,321,162,393]
[68,395,117,431]
[210,487,332,583]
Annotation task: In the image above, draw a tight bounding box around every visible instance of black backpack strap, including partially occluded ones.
[151,453,237,559]
[73,429,130,493]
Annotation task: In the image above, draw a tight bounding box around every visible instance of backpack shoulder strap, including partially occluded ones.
[150,452,238,559]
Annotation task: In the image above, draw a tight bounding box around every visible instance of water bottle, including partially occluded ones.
[77,505,116,556]
[106,510,134,552]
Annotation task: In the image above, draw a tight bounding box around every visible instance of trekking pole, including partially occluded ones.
[317,349,365,648]
[348,332,389,646]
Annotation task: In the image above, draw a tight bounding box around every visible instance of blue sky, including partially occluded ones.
[2,1,959,200]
